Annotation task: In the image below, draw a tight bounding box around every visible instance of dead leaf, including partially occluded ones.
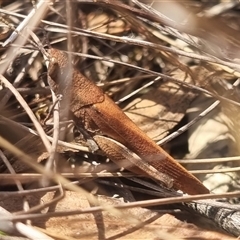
[124,69,196,141]
[35,191,235,240]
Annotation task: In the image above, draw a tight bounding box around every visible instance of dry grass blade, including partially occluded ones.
[1,0,240,239]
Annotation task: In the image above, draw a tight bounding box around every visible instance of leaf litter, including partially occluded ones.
[0,0,240,239]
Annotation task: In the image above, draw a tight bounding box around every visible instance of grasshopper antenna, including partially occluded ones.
[28,29,50,64]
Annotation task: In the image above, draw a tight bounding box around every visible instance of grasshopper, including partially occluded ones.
[47,48,209,195]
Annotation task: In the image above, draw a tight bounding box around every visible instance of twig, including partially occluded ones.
[0,75,51,153]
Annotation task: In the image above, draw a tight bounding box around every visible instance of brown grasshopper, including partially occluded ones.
[47,48,209,195]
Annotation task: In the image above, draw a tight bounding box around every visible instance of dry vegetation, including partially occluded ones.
[1,0,240,239]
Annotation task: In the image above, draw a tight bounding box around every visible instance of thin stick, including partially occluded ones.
[0,75,51,152]
[0,0,52,75]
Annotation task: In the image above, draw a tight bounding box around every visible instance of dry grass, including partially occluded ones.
[0,0,240,239]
